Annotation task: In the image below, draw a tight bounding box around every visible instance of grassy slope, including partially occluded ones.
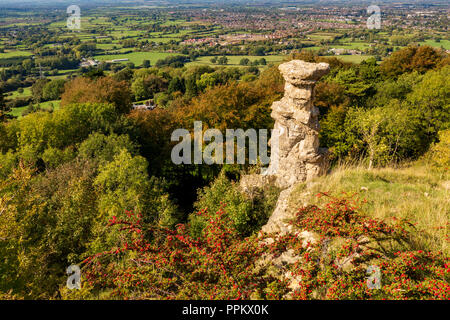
[288,163,449,255]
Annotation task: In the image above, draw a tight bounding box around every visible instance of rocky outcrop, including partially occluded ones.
[240,60,330,234]
[240,60,331,297]
[264,59,330,190]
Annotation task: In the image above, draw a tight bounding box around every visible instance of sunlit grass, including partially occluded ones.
[288,163,449,255]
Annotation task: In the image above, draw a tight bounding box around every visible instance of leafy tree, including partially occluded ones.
[217,56,228,65]
[0,87,9,121]
[239,58,250,66]
[42,79,66,101]
[168,76,185,94]
[31,79,48,103]
[15,103,122,162]
[41,147,76,169]
[61,77,132,114]
[21,59,33,72]
[425,129,450,168]
[36,56,79,70]
[319,105,349,159]
[346,103,422,168]
[131,77,147,101]
[250,46,265,56]
[93,150,178,232]
[83,68,105,79]
[247,66,259,75]
[0,161,99,298]
[131,74,168,100]
[154,92,170,107]
[241,74,257,82]
[142,60,151,68]
[196,72,222,91]
[192,172,278,237]
[407,65,450,138]
[389,35,413,46]
[184,74,198,99]
[113,68,134,82]
[333,67,375,106]
[315,81,350,111]
[380,45,445,77]
[77,132,138,166]
[366,71,423,108]
[155,55,188,68]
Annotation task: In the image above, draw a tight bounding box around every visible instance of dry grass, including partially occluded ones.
[288,163,449,255]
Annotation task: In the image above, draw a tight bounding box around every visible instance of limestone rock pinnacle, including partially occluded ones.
[265,59,330,189]
[240,60,331,282]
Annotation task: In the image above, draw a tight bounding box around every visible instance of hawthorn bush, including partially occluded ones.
[63,194,449,300]
[66,206,284,300]
[275,193,449,300]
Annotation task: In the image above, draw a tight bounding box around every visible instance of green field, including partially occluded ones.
[94,52,183,65]
[302,46,322,51]
[9,106,27,118]
[160,19,188,27]
[332,42,372,50]
[186,55,286,67]
[96,43,119,50]
[6,87,31,99]
[0,50,32,58]
[419,39,450,50]
[322,55,374,63]
[9,100,60,118]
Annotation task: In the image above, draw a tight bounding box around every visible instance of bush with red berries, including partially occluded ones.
[66,194,449,300]
[74,206,285,299]
[269,193,449,300]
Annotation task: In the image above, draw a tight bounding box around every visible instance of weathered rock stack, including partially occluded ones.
[240,60,330,235]
[264,59,330,189]
[240,60,331,296]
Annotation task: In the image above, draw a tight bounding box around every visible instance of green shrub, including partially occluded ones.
[426,129,450,168]
[191,172,279,237]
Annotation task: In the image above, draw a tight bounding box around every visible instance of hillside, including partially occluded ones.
[1,36,449,300]
[288,163,449,256]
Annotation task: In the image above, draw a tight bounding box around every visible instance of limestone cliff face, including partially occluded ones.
[265,60,330,189]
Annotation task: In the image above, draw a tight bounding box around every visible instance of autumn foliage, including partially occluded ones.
[380,45,446,77]
[61,77,132,113]
[69,194,449,300]
[77,207,281,300]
